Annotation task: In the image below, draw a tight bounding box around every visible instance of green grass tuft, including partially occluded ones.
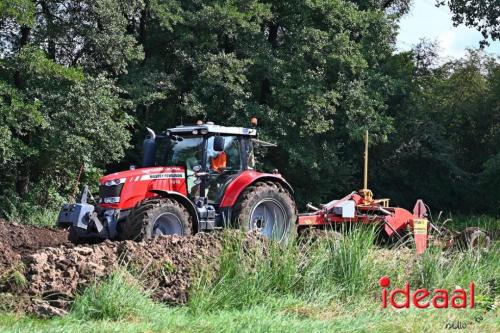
[70,270,157,321]
[0,263,27,290]
[436,214,498,232]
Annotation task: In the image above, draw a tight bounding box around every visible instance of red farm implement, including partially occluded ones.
[298,131,491,253]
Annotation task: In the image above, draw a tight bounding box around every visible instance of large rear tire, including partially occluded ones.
[118,198,192,241]
[232,182,297,243]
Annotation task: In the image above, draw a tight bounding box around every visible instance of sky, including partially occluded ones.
[396,0,500,61]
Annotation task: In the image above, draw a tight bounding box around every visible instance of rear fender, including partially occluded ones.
[219,170,294,208]
[149,190,199,228]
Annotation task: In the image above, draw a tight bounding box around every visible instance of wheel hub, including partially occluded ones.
[252,217,266,230]
[153,212,183,236]
[249,198,288,241]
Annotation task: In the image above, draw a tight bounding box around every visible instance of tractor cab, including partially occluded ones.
[144,122,257,203]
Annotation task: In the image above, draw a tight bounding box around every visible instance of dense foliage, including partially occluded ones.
[0,0,498,218]
[438,0,499,47]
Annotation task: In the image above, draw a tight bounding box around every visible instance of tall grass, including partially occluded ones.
[410,243,499,299]
[0,193,63,227]
[302,225,377,296]
[189,224,498,314]
[449,215,499,232]
[189,226,380,312]
[0,204,60,227]
[188,231,300,311]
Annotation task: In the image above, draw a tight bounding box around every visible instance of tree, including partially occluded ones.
[372,44,500,214]
[119,0,402,205]
[0,1,137,215]
[1,0,498,219]
[438,0,500,47]
[0,46,132,205]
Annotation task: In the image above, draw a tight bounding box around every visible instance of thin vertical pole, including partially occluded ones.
[363,130,368,189]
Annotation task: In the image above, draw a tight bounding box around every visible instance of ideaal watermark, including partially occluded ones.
[378,276,491,330]
[379,276,475,309]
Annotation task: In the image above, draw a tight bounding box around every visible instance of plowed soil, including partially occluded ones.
[0,220,227,317]
[0,220,70,274]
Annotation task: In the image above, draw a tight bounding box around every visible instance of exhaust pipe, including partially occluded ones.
[142,127,157,167]
[146,127,156,140]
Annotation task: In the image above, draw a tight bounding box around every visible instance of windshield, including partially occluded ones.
[163,137,204,168]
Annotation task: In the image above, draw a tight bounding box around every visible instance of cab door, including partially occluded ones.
[206,136,243,202]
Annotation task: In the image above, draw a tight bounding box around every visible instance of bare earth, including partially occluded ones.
[0,220,225,317]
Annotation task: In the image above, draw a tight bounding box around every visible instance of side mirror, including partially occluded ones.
[213,136,225,152]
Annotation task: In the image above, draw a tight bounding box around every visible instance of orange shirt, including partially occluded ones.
[211,152,227,173]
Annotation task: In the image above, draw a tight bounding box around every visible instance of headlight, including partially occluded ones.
[103,197,120,204]
[104,178,126,186]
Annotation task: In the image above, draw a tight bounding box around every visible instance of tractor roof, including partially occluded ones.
[167,123,257,136]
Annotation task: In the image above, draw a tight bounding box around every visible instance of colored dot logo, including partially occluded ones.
[379,276,390,288]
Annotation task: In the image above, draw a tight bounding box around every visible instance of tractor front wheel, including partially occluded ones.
[233,182,297,243]
[118,198,192,241]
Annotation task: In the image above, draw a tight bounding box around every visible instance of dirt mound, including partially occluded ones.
[118,233,224,304]
[0,220,69,254]
[0,220,69,275]
[24,241,119,302]
[14,232,225,316]
[0,220,260,317]
[0,240,20,274]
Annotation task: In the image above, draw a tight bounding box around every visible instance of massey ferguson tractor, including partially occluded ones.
[57,120,297,244]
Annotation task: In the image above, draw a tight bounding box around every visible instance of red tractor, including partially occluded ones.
[57,121,297,243]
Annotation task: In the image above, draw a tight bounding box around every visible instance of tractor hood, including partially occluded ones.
[98,166,188,210]
[99,166,186,185]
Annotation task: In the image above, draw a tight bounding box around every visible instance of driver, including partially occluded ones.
[210,151,227,173]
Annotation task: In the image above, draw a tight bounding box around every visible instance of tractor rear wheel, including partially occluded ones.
[232,182,297,243]
[118,198,192,241]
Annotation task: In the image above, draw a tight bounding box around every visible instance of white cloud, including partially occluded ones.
[438,30,455,56]
[396,0,500,60]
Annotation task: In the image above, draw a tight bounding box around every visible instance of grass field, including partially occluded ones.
[0,217,498,333]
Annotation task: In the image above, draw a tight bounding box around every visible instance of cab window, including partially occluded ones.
[206,136,241,173]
